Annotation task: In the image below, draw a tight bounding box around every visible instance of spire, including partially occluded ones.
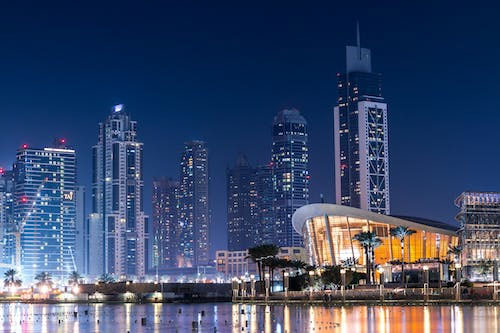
[356,20,361,59]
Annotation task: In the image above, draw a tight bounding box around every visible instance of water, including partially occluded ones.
[0,302,498,332]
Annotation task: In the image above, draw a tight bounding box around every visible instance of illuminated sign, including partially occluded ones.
[63,191,74,201]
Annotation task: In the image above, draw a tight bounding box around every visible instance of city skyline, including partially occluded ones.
[0,3,498,256]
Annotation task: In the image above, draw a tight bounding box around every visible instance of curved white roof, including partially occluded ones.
[292,203,457,236]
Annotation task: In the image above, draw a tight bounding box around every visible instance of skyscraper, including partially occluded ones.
[254,163,274,245]
[226,154,258,251]
[178,140,210,267]
[272,109,309,247]
[90,105,147,278]
[74,186,87,274]
[152,178,179,269]
[0,168,15,265]
[13,140,76,281]
[334,25,390,214]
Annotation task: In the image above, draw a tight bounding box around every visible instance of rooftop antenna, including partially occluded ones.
[320,193,325,203]
[356,20,361,59]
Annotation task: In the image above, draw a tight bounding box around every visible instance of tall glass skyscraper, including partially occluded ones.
[14,140,76,281]
[226,154,258,251]
[178,140,210,267]
[152,178,179,269]
[90,105,147,278]
[334,27,390,214]
[0,169,15,265]
[272,109,309,247]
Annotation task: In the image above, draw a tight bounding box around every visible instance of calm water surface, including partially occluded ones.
[0,302,498,332]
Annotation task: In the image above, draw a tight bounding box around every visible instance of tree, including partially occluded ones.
[4,269,22,288]
[247,244,279,281]
[35,272,52,287]
[98,273,115,283]
[68,271,82,285]
[353,231,382,284]
[448,245,463,265]
[390,226,416,286]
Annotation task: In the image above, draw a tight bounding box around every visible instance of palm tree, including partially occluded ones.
[247,244,279,281]
[68,271,82,285]
[34,271,52,287]
[390,226,416,285]
[98,273,115,284]
[448,245,463,265]
[4,269,22,288]
[353,231,382,284]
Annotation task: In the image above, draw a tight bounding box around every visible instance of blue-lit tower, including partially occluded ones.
[14,140,76,281]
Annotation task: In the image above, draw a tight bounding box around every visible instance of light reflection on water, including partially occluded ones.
[0,302,497,332]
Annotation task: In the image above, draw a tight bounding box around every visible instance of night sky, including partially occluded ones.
[0,2,498,255]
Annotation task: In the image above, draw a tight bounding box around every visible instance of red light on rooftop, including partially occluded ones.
[0,168,4,175]
[22,144,28,149]
[60,138,66,144]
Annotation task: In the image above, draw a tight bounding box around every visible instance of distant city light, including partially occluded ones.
[114,104,124,112]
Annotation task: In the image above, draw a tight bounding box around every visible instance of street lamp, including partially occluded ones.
[250,274,256,298]
[265,273,270,300]
[340,269,346,302]
[240,276,246,298]
[283,272,289,299]
[455,263,462,283]
[309,270,315,299]
[423,266,429,302]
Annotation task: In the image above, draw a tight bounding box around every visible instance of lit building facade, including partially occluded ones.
[292,204,458,268]
[0,169,15,265]
[14,141,77,281]
[215,247,307,279]
[455,192,500,280]
[334,28,390,214]
[255,164,275,245]
[152,178,179,269]
[90,105,147,278]
[178,140,210,267]
[226,154,259,251]
[74,186,87,274]
[272,109,309,247]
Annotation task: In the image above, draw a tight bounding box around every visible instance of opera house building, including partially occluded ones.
[292,204,459,267]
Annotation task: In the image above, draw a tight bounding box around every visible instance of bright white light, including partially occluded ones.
[114,104,124,112]
[72,285,80,295]
[40,285,50,294]
[9,286,17,294]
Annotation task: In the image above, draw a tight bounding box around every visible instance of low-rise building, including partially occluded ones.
[455,192,500,281]
[215,247,307,279]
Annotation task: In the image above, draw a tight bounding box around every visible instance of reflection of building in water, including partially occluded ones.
[292,203,459,267]
[455,192,500,281]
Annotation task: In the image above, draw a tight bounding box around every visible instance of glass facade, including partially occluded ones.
[272,109,309,247]
[14,146,76,281]
[294,205,458,267]
[91,105,147,278]
[455,192,500,280]
[334,43,390,214]
[178,140,210,267]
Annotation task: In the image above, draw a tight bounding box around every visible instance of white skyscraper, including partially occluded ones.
[90,105,147,278]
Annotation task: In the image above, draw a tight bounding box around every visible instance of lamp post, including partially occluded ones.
[284,272,289,299]
[265,273,270,300]
[455,263,462,301]
[340,269,346,302]
[232,278,239,300]
[250,274,256,298]
[423,265,429,302]
[377,266,384,301]
[240,276,246,298]
[455,263,462,283]
[308,271,315,300]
